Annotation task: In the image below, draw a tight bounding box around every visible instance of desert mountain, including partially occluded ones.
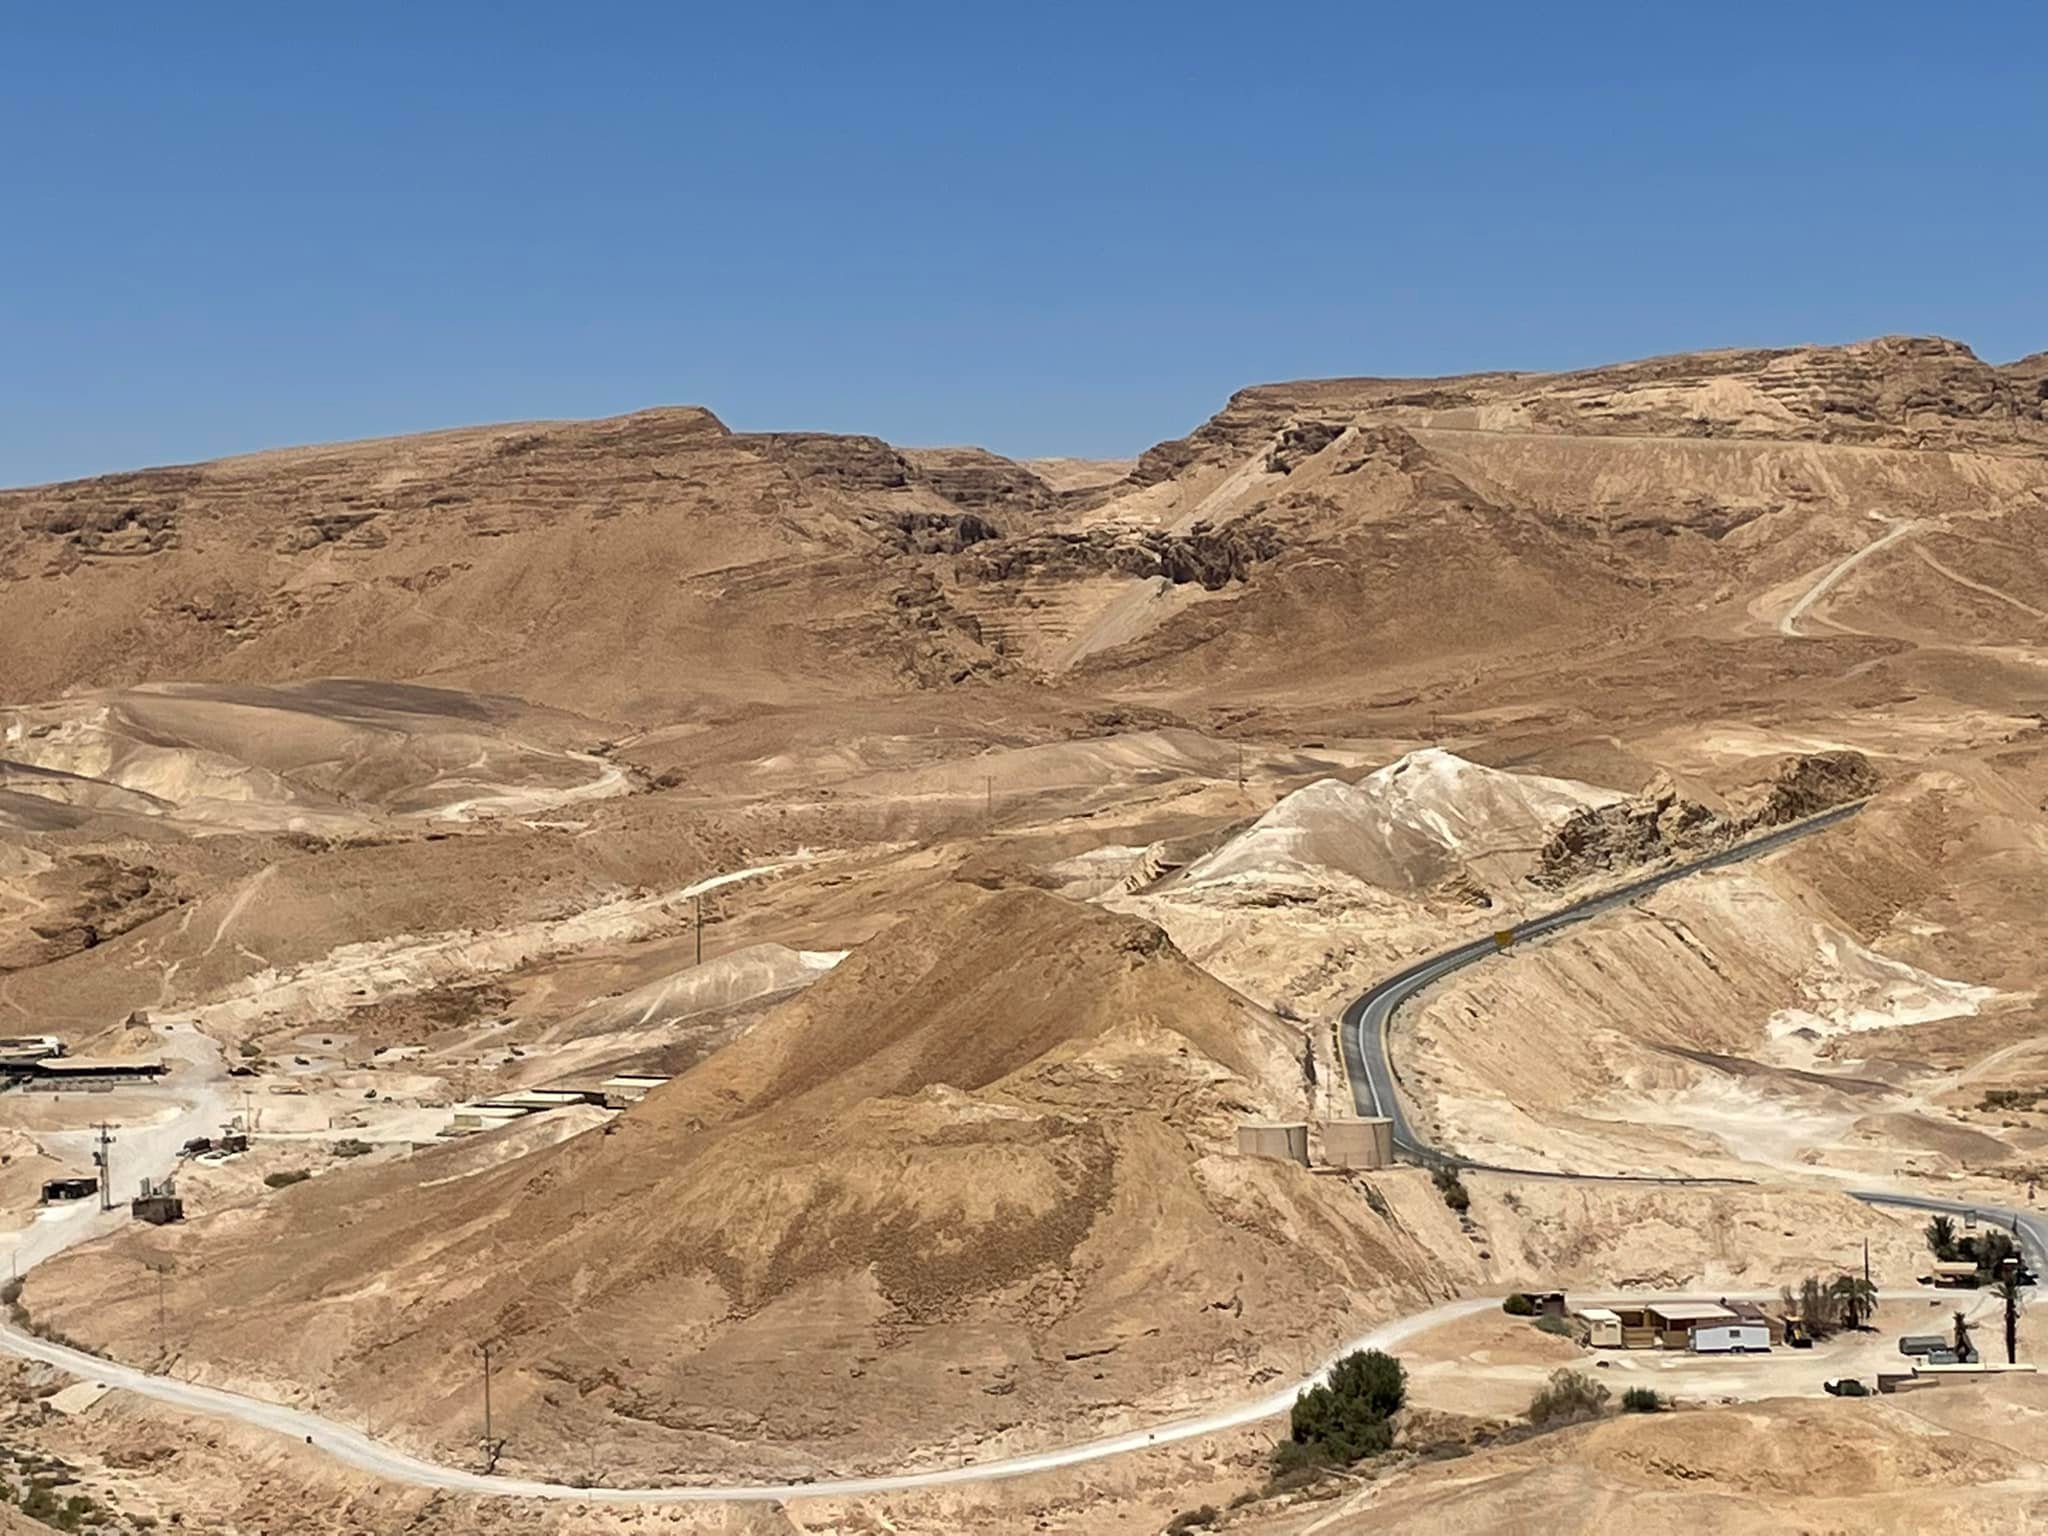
[7,335,2048,1531]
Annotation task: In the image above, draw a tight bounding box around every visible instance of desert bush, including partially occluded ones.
[1527,1368,1610,1427]
[1502,1292,1536,1316]
[238,1040,261,1059]
[1279,1349,1406,1468]
[1431,1166,1471,1213]
[1621,1386,1666,1413]
[1165,1505,1220,1533]
[264,1170,311,1190]
[1533,1313,1575,1338]
[332,1138,372,1158]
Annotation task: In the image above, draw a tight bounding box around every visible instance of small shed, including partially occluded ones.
[40,1176,98,1203]
[1578,1307,1623,1348]
[1931,1261,1982,1288]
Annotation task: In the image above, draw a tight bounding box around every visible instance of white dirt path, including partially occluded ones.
[1778,519,1921,637]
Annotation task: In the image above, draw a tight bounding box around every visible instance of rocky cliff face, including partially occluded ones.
[1531,752,1878,889]
[1125,337,2048,492]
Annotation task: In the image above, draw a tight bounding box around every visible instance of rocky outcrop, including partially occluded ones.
[1266,418,1349,473]
[871,509,1002,555]
[900,447,1056,515]
[740,432,917,492]
[1531,752,1877,889]
[961,519,1278,591]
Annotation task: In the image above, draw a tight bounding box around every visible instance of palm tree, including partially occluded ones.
[1926,1214,1957,1260]
[1993,1272,2025,1364]
[1831,1272,1879,1332]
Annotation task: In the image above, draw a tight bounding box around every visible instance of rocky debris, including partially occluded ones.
[963,519,1278,590]
[1531,752,1878,889]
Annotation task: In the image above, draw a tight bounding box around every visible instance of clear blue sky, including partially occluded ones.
[4,3,2043,486]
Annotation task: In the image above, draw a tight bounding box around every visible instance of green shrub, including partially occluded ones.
[1432,1166,1471,1213]
[1280,1348,1406,1467]
[1527,1368,1610,1427]
[264,1170,311,1190]
[1502,1292,1536,1316]
[1621,1386,1666,1413]
[1533,1313,1574,1338]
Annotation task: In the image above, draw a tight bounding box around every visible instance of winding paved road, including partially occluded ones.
[1341,802,1864,1168]
[1337,799,2048,1268]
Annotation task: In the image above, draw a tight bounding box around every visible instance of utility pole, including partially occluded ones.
[1863,1237,1871,1290]
[2000,1260,2023,1364]
[1237,742,1246,796]
[476,1340,498,1467]
[92,1124,116,1212]
[694,894,703,967]
[984,774,993,826]
[144,1258,173,1358]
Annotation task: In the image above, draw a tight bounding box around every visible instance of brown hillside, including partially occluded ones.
[24,888,1452,1483]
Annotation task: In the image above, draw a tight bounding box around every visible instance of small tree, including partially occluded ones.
[1432,1166,1471,1214]
[1972,1229,2019,1281]
[1283,1349,1406,1465]
[1620,1387,1666,1413]
[1502,1292,1536,1316]
[1528,1369,1610,1427]
[1994,1272,2024,1364]
[1831,1273,1878,1332]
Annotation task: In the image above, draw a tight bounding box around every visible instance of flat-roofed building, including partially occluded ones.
[599,1074,670,1107]
[3,1057,165,1091]
[1577,1307,1623,1348]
